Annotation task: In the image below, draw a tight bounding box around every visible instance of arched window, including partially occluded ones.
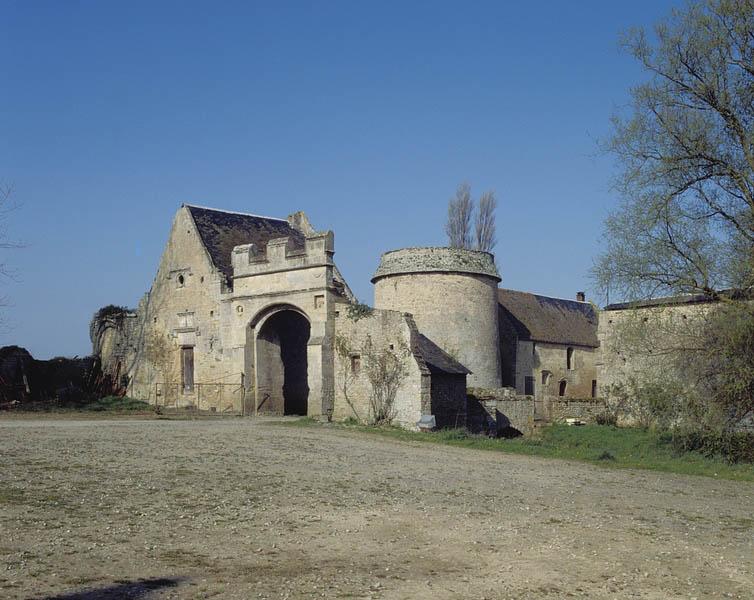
[566,347,574,370]
[558,380,567,397]
[541,370,552,386]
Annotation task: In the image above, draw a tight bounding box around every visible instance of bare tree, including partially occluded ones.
[594,0,754,302]
[475,191,497,253]
[0,183,20,279]
[445,182,473,248]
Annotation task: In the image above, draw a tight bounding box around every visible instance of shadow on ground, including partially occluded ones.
[35,577,184,600]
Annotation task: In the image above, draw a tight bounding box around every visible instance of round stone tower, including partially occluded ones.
[372,247,501,388]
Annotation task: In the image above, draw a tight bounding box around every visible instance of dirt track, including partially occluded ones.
[1,417,752,599]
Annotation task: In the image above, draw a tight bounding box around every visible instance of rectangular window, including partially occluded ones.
[181,346,194,393]
[314,294,325,309]
[178,312,194,328]
[524,376,535,396]
[591,379,597,398]
[350,355,361,374]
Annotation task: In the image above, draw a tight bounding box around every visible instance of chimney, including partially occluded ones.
[576,291,586,302]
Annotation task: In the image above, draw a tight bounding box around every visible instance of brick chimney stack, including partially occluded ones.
[576,291,586,302]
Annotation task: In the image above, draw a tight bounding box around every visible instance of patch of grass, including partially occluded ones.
[81,396,152,412]
[0,486,25,505]
[273,420,754,481]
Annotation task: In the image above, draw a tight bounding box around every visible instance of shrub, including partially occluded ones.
[595,412,618,426]
[664,429,754,464]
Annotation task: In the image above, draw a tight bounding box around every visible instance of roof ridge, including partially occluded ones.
[499,287,589,305]
[184,203,287,223]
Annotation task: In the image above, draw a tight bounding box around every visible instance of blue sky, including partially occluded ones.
[1,0,677,359]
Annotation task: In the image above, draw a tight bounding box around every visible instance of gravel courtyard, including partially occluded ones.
[1,417,752,600]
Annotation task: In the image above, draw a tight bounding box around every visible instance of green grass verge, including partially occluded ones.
[280,419,754,482]
[79,396,152,412]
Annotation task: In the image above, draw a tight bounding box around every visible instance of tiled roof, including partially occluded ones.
[413,333,471,375]
[498,288,599,348]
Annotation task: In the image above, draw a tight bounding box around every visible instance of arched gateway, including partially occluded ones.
[250,307,311,415]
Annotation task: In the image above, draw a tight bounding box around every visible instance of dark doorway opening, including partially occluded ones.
[256,310,310,415]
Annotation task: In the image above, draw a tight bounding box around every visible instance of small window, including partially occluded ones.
[334,310,340,317]
[200,276,205,283]
[524,376,535,396]
[558,380,567,397]
[177,274,185,287]
[210,310,214,317]
[532,343,536,356]
[566,347,574,370]
[591,379,597,398]
[236,305,244,314]
[350,355,361,374]
[541,370,551,386]
[314,294,325,309]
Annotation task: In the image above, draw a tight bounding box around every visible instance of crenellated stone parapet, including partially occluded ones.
[231,231,334,279]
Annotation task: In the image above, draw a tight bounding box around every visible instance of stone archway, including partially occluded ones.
[253,308,311,415]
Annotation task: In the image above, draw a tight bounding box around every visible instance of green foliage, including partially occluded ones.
[603,375,686,430]
[94,305,132,321]
[595,411,618,427]
[683,302,754,428]
[663,429,754,464]
[82,396,152,412]
[345,302,373,322]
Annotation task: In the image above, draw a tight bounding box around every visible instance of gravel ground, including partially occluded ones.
[0,417,752,600]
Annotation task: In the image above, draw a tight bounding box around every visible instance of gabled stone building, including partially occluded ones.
[497,289,600,399]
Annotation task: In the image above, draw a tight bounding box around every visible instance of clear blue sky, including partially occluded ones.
[1,0,677,359]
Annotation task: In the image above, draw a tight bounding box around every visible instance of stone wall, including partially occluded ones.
[332,306,428,429]
[597,301,715,394]
[467,387,606,435]
[513,340,599,399]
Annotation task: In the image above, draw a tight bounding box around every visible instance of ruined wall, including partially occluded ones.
[597,301,715,394]
[467,387,534,434]
[514,341,598,399]
[467,387,606,435]
[332,306,428,428]
[372,247,501,388]
[90,307,139,385]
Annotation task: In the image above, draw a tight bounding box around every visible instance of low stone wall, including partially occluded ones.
[467,387,535,435]
[545,398,606,423]
[467,388,607,435]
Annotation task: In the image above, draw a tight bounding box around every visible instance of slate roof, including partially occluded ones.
[186,205,304,281]
[498,288,599,348]
[413,333,471,375]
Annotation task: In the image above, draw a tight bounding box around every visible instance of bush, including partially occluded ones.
[664,429,754,464]
[595,411,618,426]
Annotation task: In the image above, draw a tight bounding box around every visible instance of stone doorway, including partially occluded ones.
[255,309,311,415]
